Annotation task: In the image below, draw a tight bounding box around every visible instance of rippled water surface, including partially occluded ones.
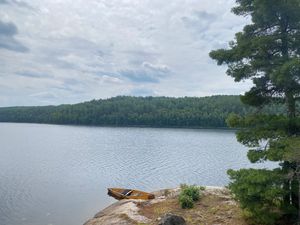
[0,123,274,225]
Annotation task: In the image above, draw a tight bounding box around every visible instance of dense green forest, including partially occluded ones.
[0,95,282,128]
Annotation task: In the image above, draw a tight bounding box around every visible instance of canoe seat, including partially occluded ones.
[122,189,133,196]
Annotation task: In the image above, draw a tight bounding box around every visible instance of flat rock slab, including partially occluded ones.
[83,215,132,225]
[84,199,151,225]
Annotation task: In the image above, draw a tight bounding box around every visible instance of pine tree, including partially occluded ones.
[210,0,300,224]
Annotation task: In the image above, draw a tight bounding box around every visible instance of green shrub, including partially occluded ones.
[178,184,202,209]
[180,184,201,201]
[178,193,194,209]
[227,168,293,225]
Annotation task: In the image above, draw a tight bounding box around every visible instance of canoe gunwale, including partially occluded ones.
[107,188,155,200]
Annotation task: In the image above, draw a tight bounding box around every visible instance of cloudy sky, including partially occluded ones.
[0,0,251,106]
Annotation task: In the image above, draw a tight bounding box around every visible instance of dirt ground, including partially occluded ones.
[137,187,248,225]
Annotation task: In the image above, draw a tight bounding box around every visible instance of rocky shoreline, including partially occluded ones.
[84,186,247,225]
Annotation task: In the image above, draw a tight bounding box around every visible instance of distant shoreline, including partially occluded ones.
[0,96,260,129]
[0,121,234,130]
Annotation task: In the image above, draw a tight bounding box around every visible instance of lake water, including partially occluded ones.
[0,123,275,225]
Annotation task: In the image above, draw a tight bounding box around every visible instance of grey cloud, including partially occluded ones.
[66,37,103,50]
[123,50,159,66]
[119,69,160,83]
[130,88,155,97]
[102,75,123,84]
[0,21,28,52]
[30,92,57,99]
[16,71,53,78]
[182,10,217,33]
[142,62,170,73]
[0,0,8,4]
[0,0,33,9]
[47,57,77,70]
[0,36,28,52]
[122,50,158,57]
[63,78,81,86]
[60,78,88,95]
[195,11,216,21]
[0,21,17,36]
[52,85,72,92]
[38,37,112,71]
[97,49,111,58]
[119,62,170,83]
[11,0,33,9]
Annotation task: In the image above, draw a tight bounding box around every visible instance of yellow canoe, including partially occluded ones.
[107,188,155,200]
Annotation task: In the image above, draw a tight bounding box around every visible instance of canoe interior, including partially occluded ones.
[107,188,155,200]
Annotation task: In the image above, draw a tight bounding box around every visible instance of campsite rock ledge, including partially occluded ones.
[83,186,241,225]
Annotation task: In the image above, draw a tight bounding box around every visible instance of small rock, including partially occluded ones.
[158,213,186,225]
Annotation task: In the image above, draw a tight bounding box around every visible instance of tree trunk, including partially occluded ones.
[285,91,299,222]
[291,177,300,224]
[296,163,300,225]
[286,91,296,120]
[298,174,300,225]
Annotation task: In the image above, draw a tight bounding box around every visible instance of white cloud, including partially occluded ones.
[101,75,123,84]
[142,62,170,73]
[0,0,251,106]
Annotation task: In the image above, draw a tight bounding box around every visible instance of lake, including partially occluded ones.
[0,123,275,225]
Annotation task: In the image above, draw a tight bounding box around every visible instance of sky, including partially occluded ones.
[0,0,252,106]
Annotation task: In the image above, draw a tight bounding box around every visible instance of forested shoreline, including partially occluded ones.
[0,95,282,128]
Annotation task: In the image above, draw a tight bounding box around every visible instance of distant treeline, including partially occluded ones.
[0,96,283,128]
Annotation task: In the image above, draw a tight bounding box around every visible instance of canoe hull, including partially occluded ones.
[107,188,155,200]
